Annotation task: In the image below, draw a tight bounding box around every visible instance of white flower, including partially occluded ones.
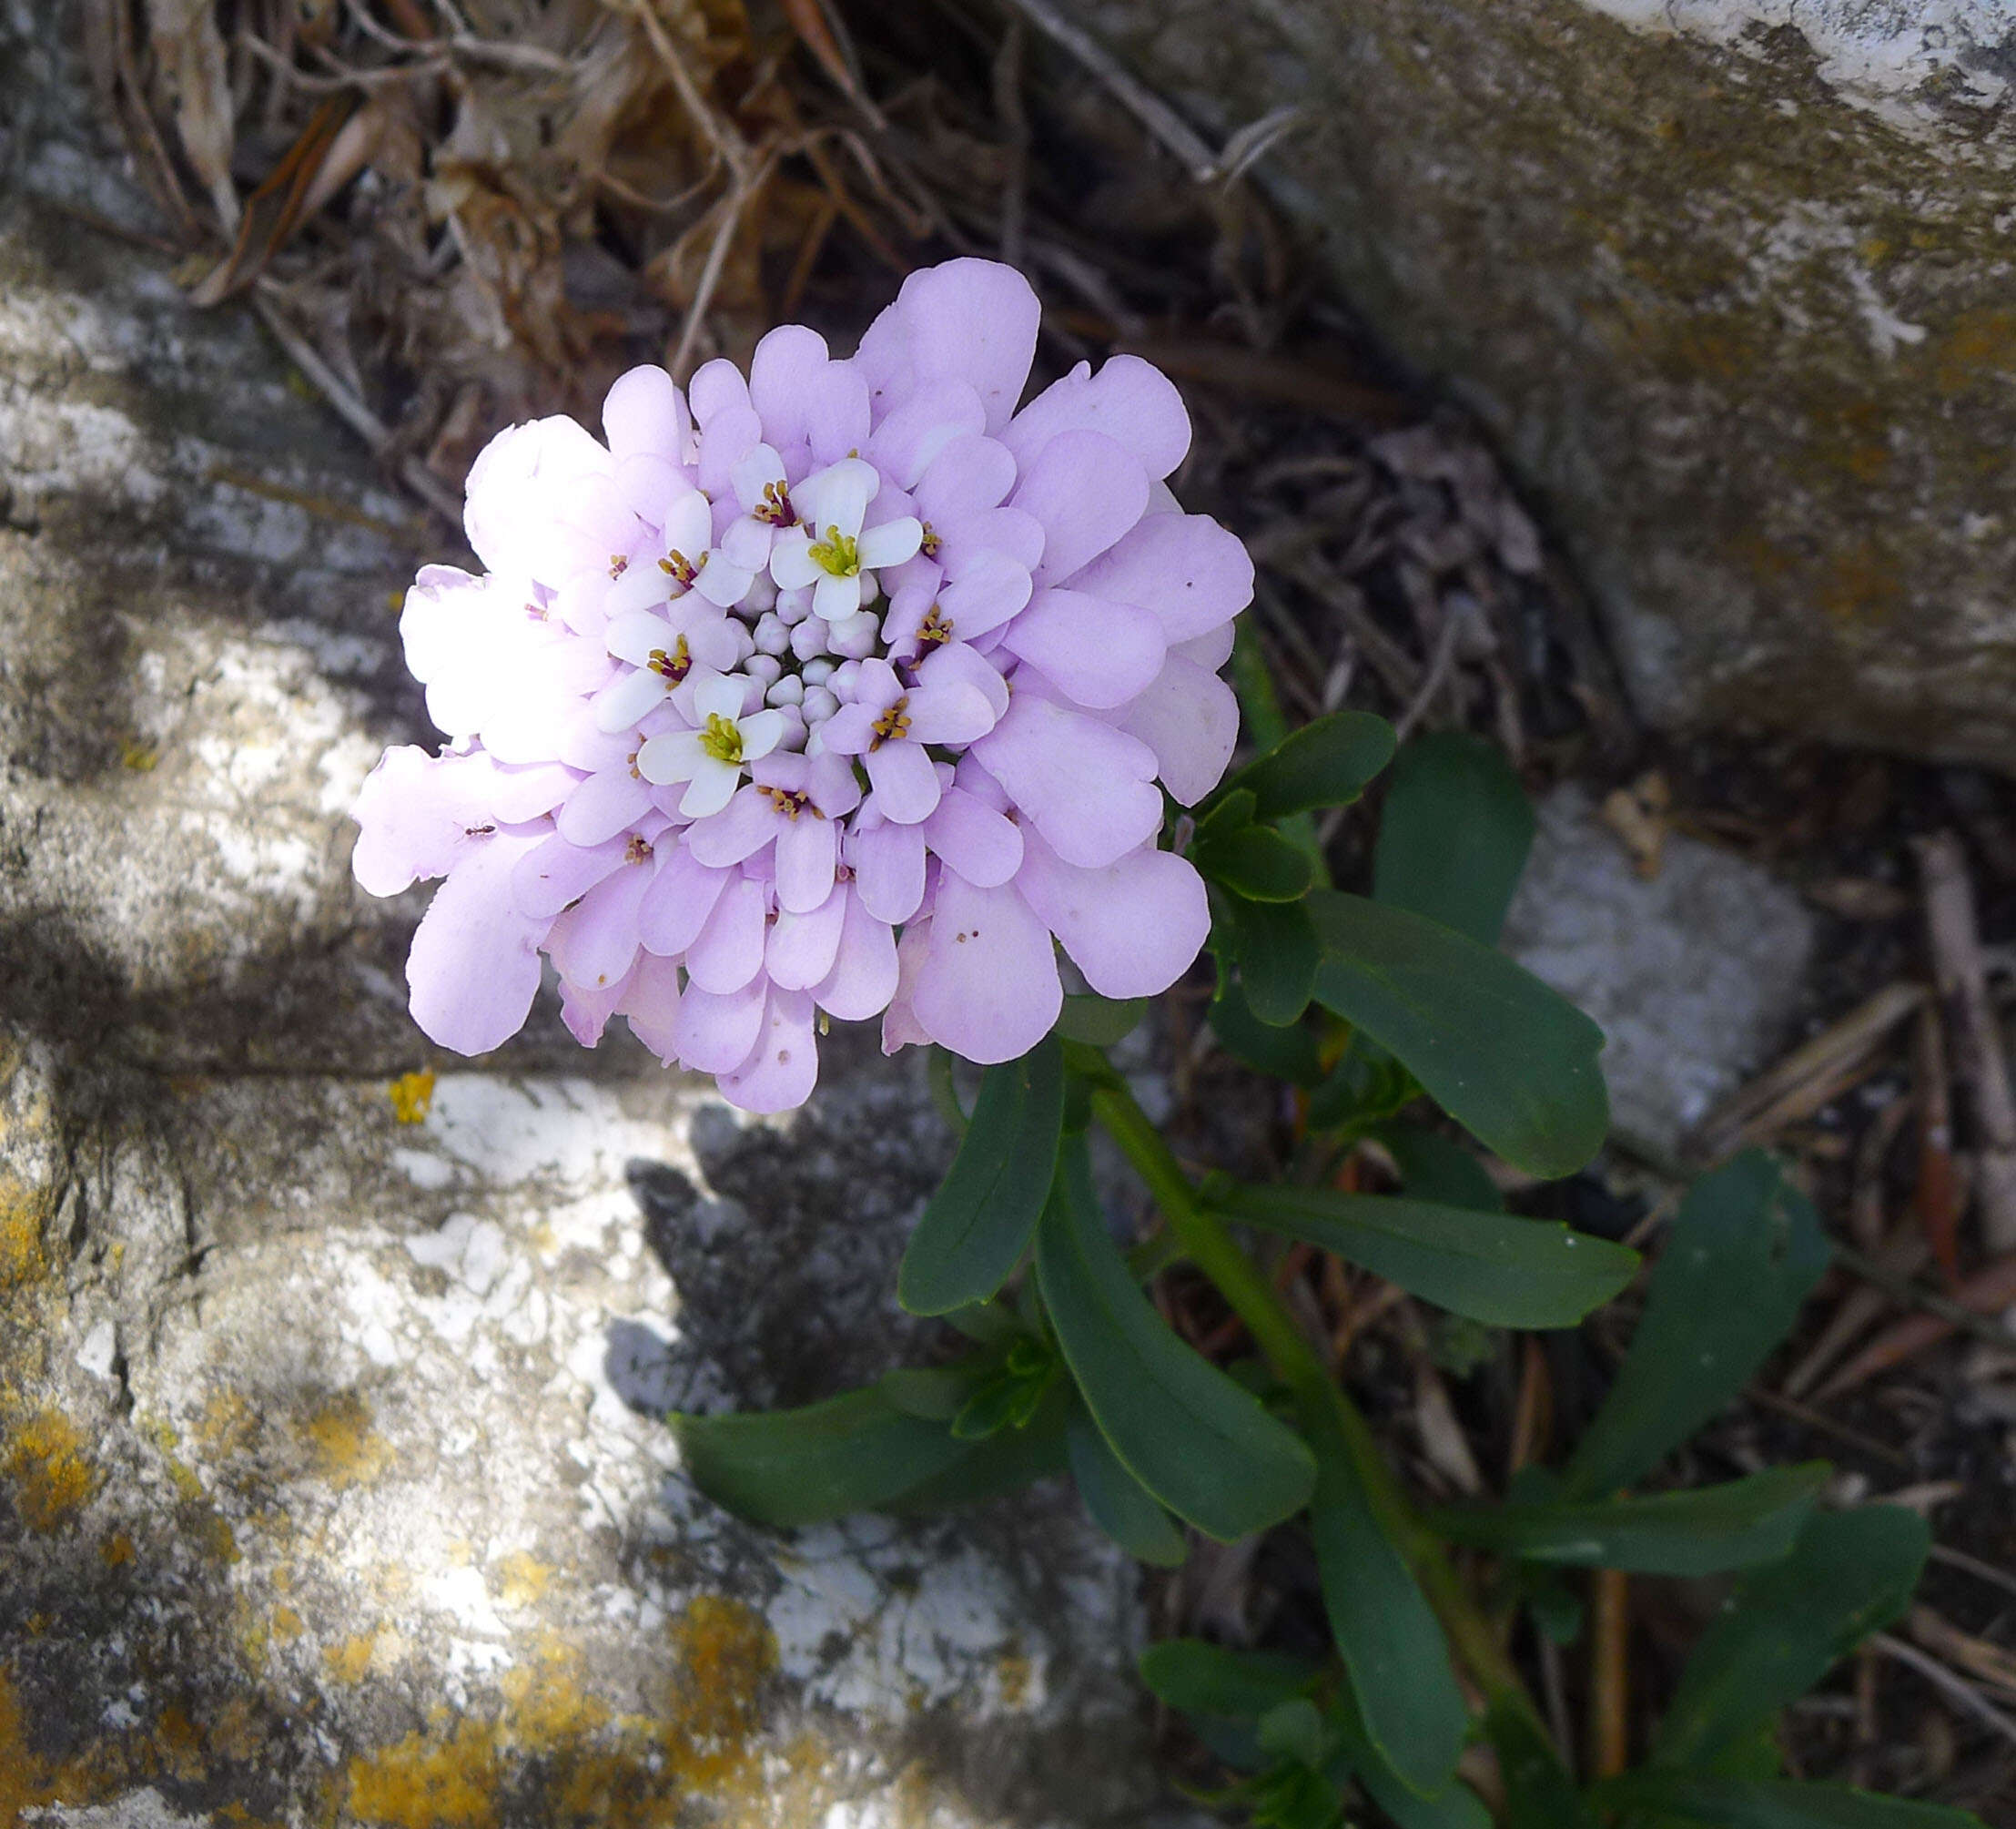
[605,486,755,617]
[768,458,923,622]
[593,607,750,733]
[636,670,790,817]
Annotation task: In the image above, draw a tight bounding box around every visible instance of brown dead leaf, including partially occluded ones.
[1600,771,1671,879]
[145,0,238,230]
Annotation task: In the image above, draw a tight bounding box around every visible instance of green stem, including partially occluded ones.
[1090,1079,1543,1731]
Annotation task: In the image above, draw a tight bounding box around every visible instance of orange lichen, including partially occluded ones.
[4,1407,95,1530]
[303,1393,394,1489]
[0,1174,47,1288]
[324,1633,378,1685]
[389,1071,437,1125]
[495,1550,552,1607]
[347,1717,504,1829]
[98,1529,135,1567]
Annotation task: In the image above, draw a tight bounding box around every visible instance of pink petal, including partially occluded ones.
[512,830,628,920]
[853,817,927,924]
[775,812,837,914]
[603,365,690,462]
[923,787,1022,888]
[864,740,942,824]
[352,747,481,897]
[686,787,778,868]
[766,883,848,990]
[814,885,900,1021]
[880,920,933,1054]
[562,966,632,1048]
[920,638,1011,722]
[916,433,1018,520]
[684,872,768,992]
[619,952,684,1060]
[1001,354,1190,481]
[674,975,767,1074]
[854,258,1041,434]
[1017,828,1210,999]
[1011,430,1150,586]
[719,986,819,1113]
[936,551,1032,640]
[912,873,1061,1065]
[1069,512,1254,643]
[545,860,651,988]
[557,766,654,847]
[637,846,730,954]
[1115,653,1240,806]
[407,830,550,1055]
[938,505,1045,574]
[866,382,988,488]
[972,693,1163,868]
[905,677,997,746]
[998,588,1168,709]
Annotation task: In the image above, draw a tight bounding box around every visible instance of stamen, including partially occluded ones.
[807,525,862,579]
[699,713,745,765]
[657,549,701,588]
[868,696,912,751]
[647,635,693,682]
[918,522,942,560]
[624,834,653,864]
[524,601,550,622]
[917,604,954,646]
[608,554,629,578]
[753,479,796,527]
[758,786,821,821]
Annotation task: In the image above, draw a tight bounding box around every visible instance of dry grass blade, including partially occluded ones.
[145,0,239,229]
[1871,1633,2016,1751]
[1813,1248,2016,1401]
[1908,1609,2016,1706]
[189,91,365,304]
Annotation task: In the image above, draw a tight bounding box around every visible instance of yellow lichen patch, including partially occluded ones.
[302,1392,395,1489]
[1928,305,2016,399]
[663,1595,778,1793]
[323,1632,379,1686]
[495,1550,552,1608]
[0,1669,61,1819]
[388,1071,436,1125]
[4,1407,95,1531]
[197,1387,260,1463]
[120,742,158,773]
[996,1648,1032,1710]
[0,1173,48,1288]
[347,1717,503,1829]
[98,1529,135,1567]
[270,1606,304,1642]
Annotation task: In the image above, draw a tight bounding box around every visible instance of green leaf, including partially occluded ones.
[1199,823,1320,902]
[1067,1405,1188,1566]
[1432,1464,1829,1575]
[1309,890,1609,1178]
[1219,1184,1636,1329]
[1303,1400,1466,1797]
[1259,1698,1332,1770]
[1219,709,1398,821]
[1606,1775,1981,1827]
[1055,993,1148,1047]
[672,1387,971,1528]
[887,1380,1072,1514]
[877,1365,977,1421]
[1232,894,1322,1027]
[1373,731,1535,946]
[1378,1125,1504,1212]
[1654,1507,1930,1768]
[1486,1701,1598,1829]
[1564,1152,1830,1499]
[1137,1638,1322,1721]
[1333,1679,1493,1829]
[898,1035,1066,1316]
[1210,972,1323,1082]
[1035,1135,1317,1540]
[950,1348,1059,1439]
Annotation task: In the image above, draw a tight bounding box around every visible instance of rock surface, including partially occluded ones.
[1503,787,1816,1162]
[1094,0,2016,768]
[0,17,1162,1826]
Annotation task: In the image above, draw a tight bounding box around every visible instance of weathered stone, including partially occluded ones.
[1503,787,1816,1162]
[1092,0,2016,767]
[0,18,1166,1825]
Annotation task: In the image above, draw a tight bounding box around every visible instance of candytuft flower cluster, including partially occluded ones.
[353,259,1251,1111]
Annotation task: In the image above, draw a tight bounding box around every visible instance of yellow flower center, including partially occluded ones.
[699,713,744,765]
[869,697,912,752]
[807,525,861,579]
[753,480,796,527]
[647,635,692,681]
[917,604,954,646]
[918,521,942,560]
[658,549,702,588]
[758,786,820,821]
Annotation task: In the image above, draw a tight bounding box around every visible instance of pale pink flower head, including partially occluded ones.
[352,259,1251,1112]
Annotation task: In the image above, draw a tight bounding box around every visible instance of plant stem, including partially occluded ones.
[1090,1078,1543,1730]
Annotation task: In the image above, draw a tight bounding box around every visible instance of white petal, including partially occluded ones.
[594,666,671,733]
[857,516,923,570]
[636,728,704,785]
[662,490,712,558]
[679,758,741,818]
[738,708,789,762]
[694,671,745,723]
[796,457,877,538]
[694,555,756,607]
[769,530,821,590]
[731,442,788,510]
[607,611,675,666]
[603,562,673,615]
[813,573,862,622]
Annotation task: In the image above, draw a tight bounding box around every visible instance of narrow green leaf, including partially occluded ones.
[1055,993,1148,1047]
[1220,1184,1636,1329]
[1208,975,1323,1083]
[878,1365,976,1421]
[1233,894,1321,1026]
[672,1387,970,1527]
[1486,1700,1599,1829]
[1309,890,1609,1177]
[1220,709,1398,821]
[1258,1697,1331,1769]
[1199,823,1319,902]
[1565,1152,1830,1499]
[1655,1508,1930,1768]
[1067,1406,1188,1566]
[1333,1677,1492,1829]
[1137,1637,1321,1720]
[1606,1774,1981,1827]
[887,1379,1072,1514]
[1304,1400,1467,1797]
[1229,618,1322,869]
[1035,1136,1317,1540]
[1432,1464,1829,1576]
[1378,1125,1504,1212]
[1373,731,1535,945]
[898,1035,1066,1316]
